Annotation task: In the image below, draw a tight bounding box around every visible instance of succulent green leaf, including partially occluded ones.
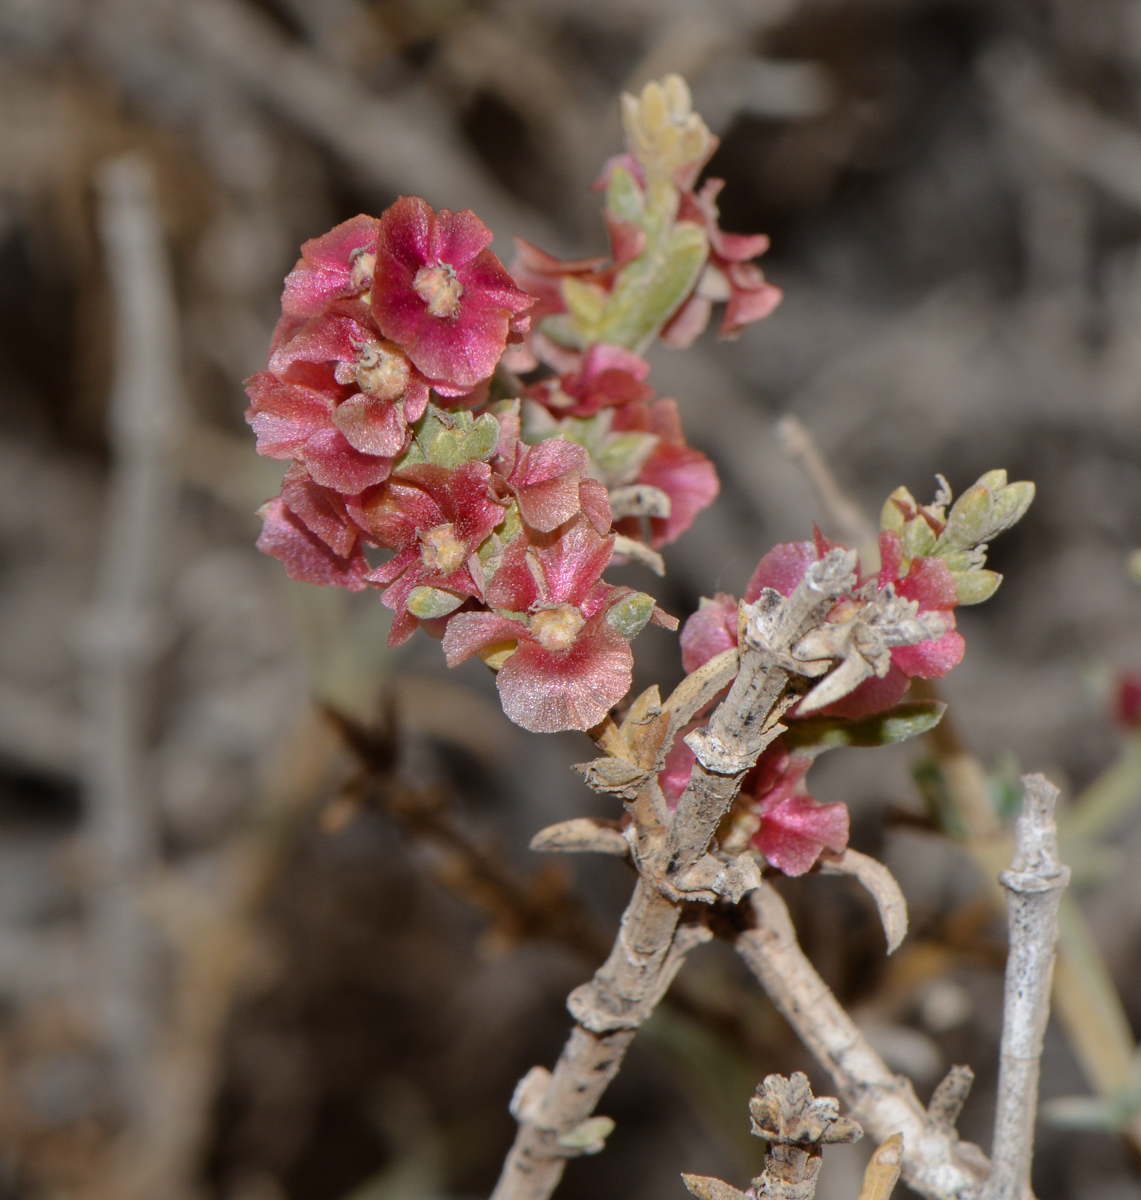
[607,592,656,640]
[595,221,709,352]
[417,407,500,468]
[784,700,947,756]
[952,569,1002,605]
[901,516,937,559]
[562,276,610,343]
[592,431,660,487]
[406,586,465,619]
[937,471,1035,553]
[606,164,644,224]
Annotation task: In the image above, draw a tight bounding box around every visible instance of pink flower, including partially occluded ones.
[747,742,849,876]
[268,300,430,459]
[510,239,613,325]
[244,363,399,494]
[274,214,381,349]
[680,593,738,673]
[611,399,719,547]
[1116,674,1141,729]
[361,462,506,646]
[527,343,654,418]
[443,517,634,732]
[680,528,964,721]
[663,179,782,346]
[494,435,612,535]
[256,490,370,592]
[371,197,534,391]
[656,732,848,876]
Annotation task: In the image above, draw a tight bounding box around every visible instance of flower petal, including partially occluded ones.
[745,540,818,602]
[495,620,633,732]
[257,497,369,591]
[680,593,738,673]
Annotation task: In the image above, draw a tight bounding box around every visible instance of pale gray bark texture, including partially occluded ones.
[981,774,1070,1200]
[736,885,990,1200]
[85,154,183,1120]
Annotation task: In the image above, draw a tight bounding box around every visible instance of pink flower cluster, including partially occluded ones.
[247,87,783,735]
[664,528,967,875]
[246,196,741,734]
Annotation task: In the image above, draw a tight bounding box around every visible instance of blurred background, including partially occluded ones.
[1,0,1141,1198]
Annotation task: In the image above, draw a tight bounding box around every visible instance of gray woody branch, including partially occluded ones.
[493,550,952,1200]
[982,774,1070,1200]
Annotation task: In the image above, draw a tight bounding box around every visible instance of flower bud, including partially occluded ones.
[606,591,656,640]
[406,585,465,619]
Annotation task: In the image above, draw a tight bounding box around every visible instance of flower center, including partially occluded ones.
[529,604,584,652]
[420,523,467,575]
[354,341,410,401]
[413,262,464,318]
[349,247,375,290]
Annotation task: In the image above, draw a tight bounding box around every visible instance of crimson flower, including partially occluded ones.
[267,300,430,460]
[274,214,380,351]
[657,731,847,876]
[611,399,719,547]
[360,462,506,646]
[442,517,637,732]
[257,471,370,593]
[497,436,611,535]
[371,197,534,391]
[663,179,782,346]
[527,343,654,418]
[1116,674,1141,729]
[745,741,849,876]
[748,531,963,718]
[245,362,398,495]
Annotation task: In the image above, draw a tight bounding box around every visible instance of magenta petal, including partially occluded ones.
[430,207,494,267]
[257,498,369,591]
[281,215,378,320]
[658,724,699,809]
[897,555,960,612]
[302,427,393,493]
[745,541,818,602]
[660,293,713,348]
[516,477,583,532]
[579,479,612,534]
[495,622,633,732]
[892,627,965,679]
[332,393,407,457]
[442,611,528,666]
[680,593,739,673]
[807,666,911,720]
[640,445,720,547]
[280,466,358,557]
[754,796,849,877]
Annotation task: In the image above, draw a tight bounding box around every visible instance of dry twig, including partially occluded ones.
[982,775,1070,1200]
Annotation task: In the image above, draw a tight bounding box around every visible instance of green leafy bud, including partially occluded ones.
[606,592,656,640]
[406,586,465,619]
[938,471,1035,552]
[557,1116,615,1154]
[901,516,937,559]
[417,407,501,468]
[880,486,915,534]
[606,163,644,224]
[592,431,659,487]
[952,569,1002,605]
